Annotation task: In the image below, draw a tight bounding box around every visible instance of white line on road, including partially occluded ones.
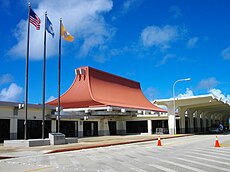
[148,164,177,172]
[186,151,230,161]
[159,159,207,172]
[195,147,230,156]
[192,148,230,158]
[176,157,230,172]
[184,154,230,166]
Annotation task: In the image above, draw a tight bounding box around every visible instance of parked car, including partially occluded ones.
[209,124,224,134]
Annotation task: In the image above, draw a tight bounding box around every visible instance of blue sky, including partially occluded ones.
[1,0,230,104]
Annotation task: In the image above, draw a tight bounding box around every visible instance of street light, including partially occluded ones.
[172,78,191,134]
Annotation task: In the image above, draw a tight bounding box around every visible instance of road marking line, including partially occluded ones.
[148,164,177,172]
[24,166,52,172]
[196,147,230,154]
[159,159,207,172]
[176,157,230,172]
[191,148,230,157]
[186,151,230,161]
[184,154,230,166]
[161,136,212,147]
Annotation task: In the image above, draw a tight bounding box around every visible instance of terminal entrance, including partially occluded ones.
[108,121,117,135]
[0,119,10,143]
[152,120,168,134]
[17,120,51,139]
[60,121,77,137]
[126,121,147,134]
[83,121,98,137]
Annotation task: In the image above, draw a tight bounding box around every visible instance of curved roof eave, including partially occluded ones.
[48,66,165,112]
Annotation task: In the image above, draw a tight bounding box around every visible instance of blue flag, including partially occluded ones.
[46,16,54,37]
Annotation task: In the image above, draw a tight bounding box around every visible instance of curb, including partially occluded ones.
[0,134,193,159]
[47,134,193,154]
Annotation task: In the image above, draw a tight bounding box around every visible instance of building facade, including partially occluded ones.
[2,66,228,142]
[0,66,169,142]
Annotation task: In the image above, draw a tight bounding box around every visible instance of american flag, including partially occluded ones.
[29,8,41,30]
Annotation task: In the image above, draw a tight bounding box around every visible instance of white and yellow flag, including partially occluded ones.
[61,23,74,42]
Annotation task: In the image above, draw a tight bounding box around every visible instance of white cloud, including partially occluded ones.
[0,74,14,85]
[0,83,23,102]
[156,54,175,66]
[141,25,181,49]
[177,88,194,98]
[94,55,107,63]
[8,0,114,59]
[169,6,182,19]
[112,0,142,20]
[221,46,230,60]
[144,87,159,101]
[46,96,55,103]
[122,0,142,13]
[209,88,230,103]
[197,77,219,90]
[187,37,198,48]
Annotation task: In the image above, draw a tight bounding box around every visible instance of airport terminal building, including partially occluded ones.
[0,67,168,142]
[0,66,229,142]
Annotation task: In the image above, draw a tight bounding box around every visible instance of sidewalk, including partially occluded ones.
[0,134,192,159]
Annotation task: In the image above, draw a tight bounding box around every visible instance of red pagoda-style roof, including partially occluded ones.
[48,66,165,112]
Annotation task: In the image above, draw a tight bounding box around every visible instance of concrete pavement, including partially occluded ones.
[0,134,230,172]
[0,134,192,159]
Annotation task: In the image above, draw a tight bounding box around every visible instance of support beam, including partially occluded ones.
[188,109,196,133]
[147,119,152,134]
[10,118,18,139]
[117,119,126,135]
[196,111,202,132]
[167,105,176,135]
[78,120,83,137]
[179,107,187,134]
[51,120,56,133]
[99,118,109,136]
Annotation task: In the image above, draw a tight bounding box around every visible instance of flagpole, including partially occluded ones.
[42,12,47,139]
[57,18,62,133]
[24,2,31,140]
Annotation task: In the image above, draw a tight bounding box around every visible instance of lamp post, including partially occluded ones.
[172,78,191,135]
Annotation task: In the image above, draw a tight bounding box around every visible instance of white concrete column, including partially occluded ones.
[99,118,109,136]
[188,109,196,133]
[78,120,83,137]
[10,118,18,139]
[211,114,215,125]
[196,111,202,132]
[75,121,78,137]
[202,115,207,132]
[117,120,126,135]
[168,114,176,135]
[207,115,211,129]
[167,105,176,135]
[51,120,56,133]
[179,107,187,134]
[203,112,210,131]
[147,119,152,134]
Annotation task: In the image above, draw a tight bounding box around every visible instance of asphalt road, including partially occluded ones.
[0,134,230,172]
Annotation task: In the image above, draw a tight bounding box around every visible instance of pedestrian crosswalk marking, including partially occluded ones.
[192,148,230,158]
[184,154,230,166]
[176,157,230,172]
[148,164,177,172]
[159,159,207,172]
[186,151,230,161]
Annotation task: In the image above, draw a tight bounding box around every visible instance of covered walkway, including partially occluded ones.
[154,94,230,135]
